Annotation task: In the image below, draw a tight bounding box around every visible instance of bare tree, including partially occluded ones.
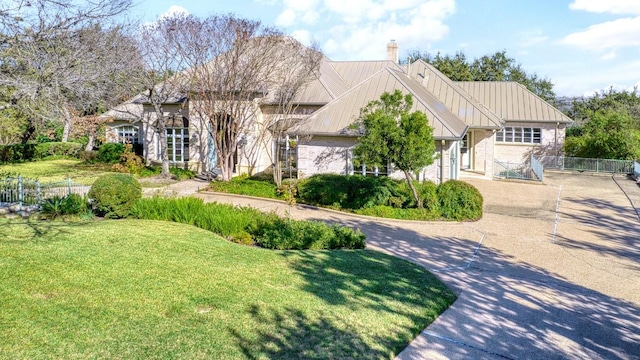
[129,15,191,178]
[0,0,139,142]
[171,14,322,181]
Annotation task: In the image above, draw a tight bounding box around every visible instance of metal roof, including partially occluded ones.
[407,60,503,129]
[293,68,468,140]
[289,58,350,104]
[457,82,573,123]
[330,60,405,87]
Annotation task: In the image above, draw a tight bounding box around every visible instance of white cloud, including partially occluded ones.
[560,16,640,50]
[316,0,456,60]
[275,0,321,26]
[159,5,190,19]
[276,9,296,26]
[569,0,640,15]
[290,29,312,46]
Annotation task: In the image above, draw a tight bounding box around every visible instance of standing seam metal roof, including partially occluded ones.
[407,60,503,129]
[457,82,573,123]
[293,68,468,140]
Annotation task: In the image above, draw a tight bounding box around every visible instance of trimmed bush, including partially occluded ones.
[35,142,82,159]
[437,180,483,220]
[95,143,125,164]
[88,173,141,218]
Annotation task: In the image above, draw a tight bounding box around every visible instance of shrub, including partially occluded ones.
[131,196,366,250]
[95,143,125,164]
[40,193,89,219]
[437,180,483,220]
[297,174,404,209]
[252,218,366,250]
[0,144,37,164]
[35,142,82,159]
[88,173,141,218]
[112,144,144,174]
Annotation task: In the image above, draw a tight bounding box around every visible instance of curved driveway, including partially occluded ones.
[177,172,640,359]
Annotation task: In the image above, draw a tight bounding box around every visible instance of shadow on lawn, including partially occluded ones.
[0,219,90,243]
[231,249,455,359]
[231,305,388,359]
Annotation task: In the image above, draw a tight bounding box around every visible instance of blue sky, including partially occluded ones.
[134,0,640,97]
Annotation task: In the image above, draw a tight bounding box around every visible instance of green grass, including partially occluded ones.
[0,219,455,359]
[0,159,115,184]
[208,175,284,199]
[0,159,191,187]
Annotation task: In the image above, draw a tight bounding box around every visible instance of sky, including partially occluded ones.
[133,0,640,97]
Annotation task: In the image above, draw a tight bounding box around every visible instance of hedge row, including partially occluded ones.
[130,196,366,250]
[296,174,483,221]
[0,142,83,164]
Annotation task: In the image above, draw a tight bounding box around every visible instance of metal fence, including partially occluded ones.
[635,161,640,178]
[534,156,634,174]
[0,176,91,213]
[493,159,542,181]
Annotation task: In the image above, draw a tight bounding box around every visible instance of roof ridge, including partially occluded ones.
[388,69,468,137]
[410,59,503,126]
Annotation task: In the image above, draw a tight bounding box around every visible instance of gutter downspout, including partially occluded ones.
[440,139,445,184]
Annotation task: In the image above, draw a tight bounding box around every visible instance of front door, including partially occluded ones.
[461,133,471,169]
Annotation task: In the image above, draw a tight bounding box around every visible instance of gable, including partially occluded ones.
[293,68,468,140]
[407,59,503,129]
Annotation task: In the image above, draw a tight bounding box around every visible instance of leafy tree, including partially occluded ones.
[407,50,556,102]
[352,90,436,208]
[564,109,640,159]
[569,87,640,127]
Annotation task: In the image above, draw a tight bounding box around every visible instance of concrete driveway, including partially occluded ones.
[183,171,640,359]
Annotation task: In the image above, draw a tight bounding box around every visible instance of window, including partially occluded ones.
[347,149,389,176]
[116,126,139,144]
[166,128,189,162]
[496,127,541,144]
[275,135,297,170]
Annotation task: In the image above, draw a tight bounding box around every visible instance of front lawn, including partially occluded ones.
[0,219,455,359]
[0,158,115,184]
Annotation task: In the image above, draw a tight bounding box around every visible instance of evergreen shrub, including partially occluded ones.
[88,173,141,218]
[437,180,483,220]
[95,143,125,164]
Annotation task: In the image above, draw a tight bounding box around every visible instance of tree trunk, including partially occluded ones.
[85,134,95,151]
[62,114,71,142]
[152,104,171,178]
[403,170,422,209]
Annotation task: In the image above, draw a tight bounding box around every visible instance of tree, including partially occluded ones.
[0,0,140,143]
[128,15,192,178]
[564,109,640,160]
[352,90,436,208]
[407,50,556,102]
[173,14,322,181]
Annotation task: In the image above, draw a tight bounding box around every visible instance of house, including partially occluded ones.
[105,40,572,183]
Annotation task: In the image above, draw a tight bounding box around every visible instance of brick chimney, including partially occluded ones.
[387,40,398,63]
